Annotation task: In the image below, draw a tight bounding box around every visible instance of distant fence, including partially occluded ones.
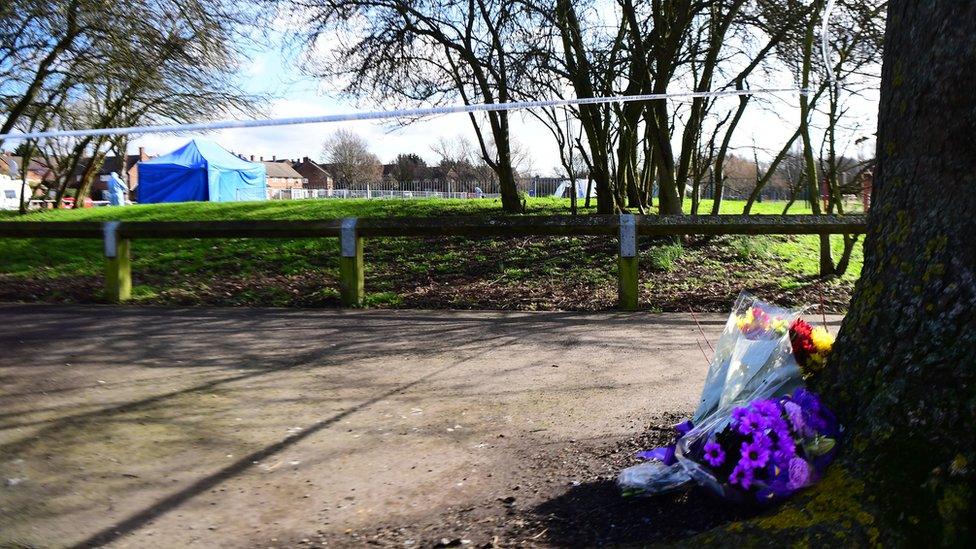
[266,188,502,201]
[0,214,866,310]
[253,182,846,203]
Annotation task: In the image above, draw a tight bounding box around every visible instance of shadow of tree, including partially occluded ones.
[530,481,754,546]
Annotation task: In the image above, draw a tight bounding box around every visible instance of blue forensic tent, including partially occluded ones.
[137,139,267,203]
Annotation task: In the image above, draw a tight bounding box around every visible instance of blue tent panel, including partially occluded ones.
[137,138,266,203]
[139,164,208,203]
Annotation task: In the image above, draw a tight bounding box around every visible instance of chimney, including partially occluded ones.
[250,155,255,161]
[303,157,309,164]
[138,146,146,158]
[272,155,276,161]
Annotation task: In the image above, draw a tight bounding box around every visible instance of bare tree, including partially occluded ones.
[1,0,260,206]
[321,129,383,190]
[294,0,530,212]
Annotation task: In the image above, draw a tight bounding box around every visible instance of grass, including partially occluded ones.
[0,197,864,310]
[0,196,573,222]
[647,242,684,272]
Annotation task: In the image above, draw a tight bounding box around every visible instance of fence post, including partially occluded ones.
[103,221,131,303]
[339,217,364,306]
[618,214,638,311]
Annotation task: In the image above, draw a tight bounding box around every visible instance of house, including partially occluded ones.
[237,155,309,192]
[0,152,57,189]
[71,147,150,199]
[262,160,306,191]
[290,157,334,191]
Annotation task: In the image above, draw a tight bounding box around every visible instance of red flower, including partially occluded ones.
[790,319,816,367]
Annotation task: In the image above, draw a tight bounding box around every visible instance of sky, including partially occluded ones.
[129,30,879,177]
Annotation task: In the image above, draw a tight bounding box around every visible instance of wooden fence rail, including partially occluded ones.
[0,214,867,310]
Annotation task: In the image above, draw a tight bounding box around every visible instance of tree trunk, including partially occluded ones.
[18,142,35,215]
[797,0,834,276]
[496,164,522,213]
[711,86,748,215]
[554,0,617,215]
[712,3,976,545]
[816,2,976,542]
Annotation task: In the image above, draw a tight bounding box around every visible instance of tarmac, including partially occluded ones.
[0,304,842,547]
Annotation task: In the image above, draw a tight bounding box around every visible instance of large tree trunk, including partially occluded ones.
[723,0,976,547]
[815,1,976,542]
[710,3,975,545]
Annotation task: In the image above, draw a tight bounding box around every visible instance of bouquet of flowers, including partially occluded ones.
[789,319,835,375]
[692,293,804,427]
[618,292,839,501]
[675,388,838,501]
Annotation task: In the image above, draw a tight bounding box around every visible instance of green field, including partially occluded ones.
[0,198,862,310]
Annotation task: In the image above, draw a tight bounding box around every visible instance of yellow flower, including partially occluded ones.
[810,327,835,353]
[736,309,754,330]
[770,318,788,334]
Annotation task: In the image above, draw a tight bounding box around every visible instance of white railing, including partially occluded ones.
[268,188,501,201]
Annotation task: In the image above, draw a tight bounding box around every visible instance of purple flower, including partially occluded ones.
[791,389,832,434]
[752,399,781,419]
[729,463,755,489]
[703,440,725,467]
[794,388,819,405]
[731,406,749,427]
[769,413,790,432]
[751,432,774,450]
[772,422,793,441]
[772,450,793,470]
[776,433,796,455]
[787,457,812,489]
[794,388,822,415]
[737,411,766,436]
[740,439,771,469]
[783,401,807,434]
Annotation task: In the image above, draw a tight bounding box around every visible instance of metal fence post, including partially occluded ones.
[103,221,131,302]
[618,214,638,311]
[339,217,364,306]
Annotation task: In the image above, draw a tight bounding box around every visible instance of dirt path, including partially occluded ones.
[0,305,843,548]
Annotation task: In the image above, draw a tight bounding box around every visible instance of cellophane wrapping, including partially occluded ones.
[619,292,838,501]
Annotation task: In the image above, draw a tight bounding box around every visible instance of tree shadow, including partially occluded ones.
[66,358,463,549]
[530,480,755,547]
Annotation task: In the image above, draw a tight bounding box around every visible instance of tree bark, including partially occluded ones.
[710,3,975,545]
[554,0,618,214]
[816,1,976,542]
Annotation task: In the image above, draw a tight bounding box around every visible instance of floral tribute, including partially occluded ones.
[789,319,835,375]
[687,388,838,501]
[735,305,790,339]
[618,291,842,503]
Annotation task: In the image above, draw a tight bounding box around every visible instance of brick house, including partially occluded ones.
[290,157,334,192]
[262,160,306,191]
[241,155,308,192]
[72,147,150,199]
[0,152,57,189]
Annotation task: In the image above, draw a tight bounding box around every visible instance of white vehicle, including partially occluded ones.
[0,174,24,210]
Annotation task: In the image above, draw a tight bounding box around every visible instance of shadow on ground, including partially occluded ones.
[530,482,751,546]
